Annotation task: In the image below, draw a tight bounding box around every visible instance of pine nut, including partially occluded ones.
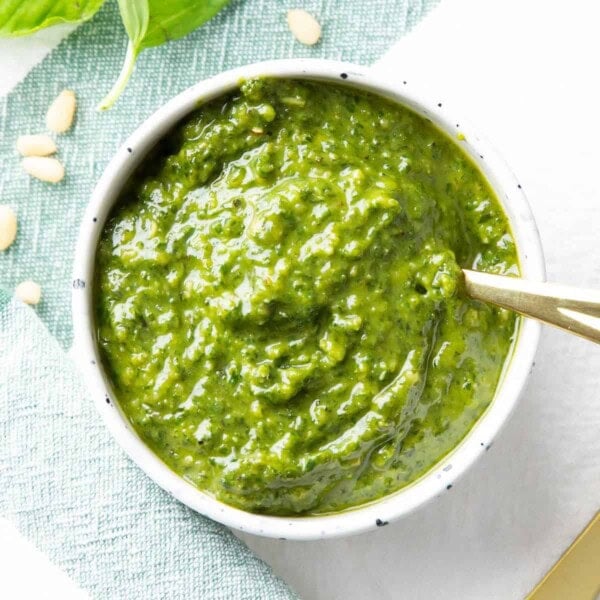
[16,134,57,157]
[46,90,77,133]
[287,9,322,46]
[15,280,42,305]
[22,156,65,183]
[0,205,17,251]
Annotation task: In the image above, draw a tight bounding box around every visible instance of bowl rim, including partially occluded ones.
[72,58,545,540]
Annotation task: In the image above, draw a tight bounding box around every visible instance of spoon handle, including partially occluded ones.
[462,269,600,344]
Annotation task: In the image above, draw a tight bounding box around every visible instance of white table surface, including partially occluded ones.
[1,1,598,598]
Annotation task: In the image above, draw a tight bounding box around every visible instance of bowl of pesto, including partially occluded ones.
[72,60,545,539]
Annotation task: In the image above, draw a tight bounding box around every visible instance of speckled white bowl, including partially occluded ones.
[72,59,545,540]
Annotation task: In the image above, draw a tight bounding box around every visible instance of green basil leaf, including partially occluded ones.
[0,0,106,37]
[99,0,231,110]
[139,0,231,50]
[117,0,149,47]
[97,0,149,110]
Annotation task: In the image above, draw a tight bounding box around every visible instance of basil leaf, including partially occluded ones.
[139,0,232,49]
[99,0,231,110]
[0,0,106,37]
[116,0,149,47]
[97,0,149,110]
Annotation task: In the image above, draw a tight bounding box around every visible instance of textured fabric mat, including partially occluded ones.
[0,291,298,599]
[0,0,437,348]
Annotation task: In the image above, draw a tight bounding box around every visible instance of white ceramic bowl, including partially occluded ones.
[72,59,545,540]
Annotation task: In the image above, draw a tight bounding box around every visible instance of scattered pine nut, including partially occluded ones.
[287,9,321,46]
[0,205,17,251]
[15,280,42,305]
[22,156,65,183]
[16,134,57,157]
[46,90,77,133]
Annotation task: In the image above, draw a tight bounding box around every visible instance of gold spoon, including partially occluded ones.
[463,270,600,343]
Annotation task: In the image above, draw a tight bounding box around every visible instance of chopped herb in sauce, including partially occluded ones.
[96,79,518,515]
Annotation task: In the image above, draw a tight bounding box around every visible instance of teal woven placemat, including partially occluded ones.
[0,0,437,348]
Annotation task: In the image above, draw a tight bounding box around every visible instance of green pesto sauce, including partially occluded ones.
[95,78,519,515]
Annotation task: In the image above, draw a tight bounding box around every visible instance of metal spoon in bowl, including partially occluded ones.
[463,270,600,343]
